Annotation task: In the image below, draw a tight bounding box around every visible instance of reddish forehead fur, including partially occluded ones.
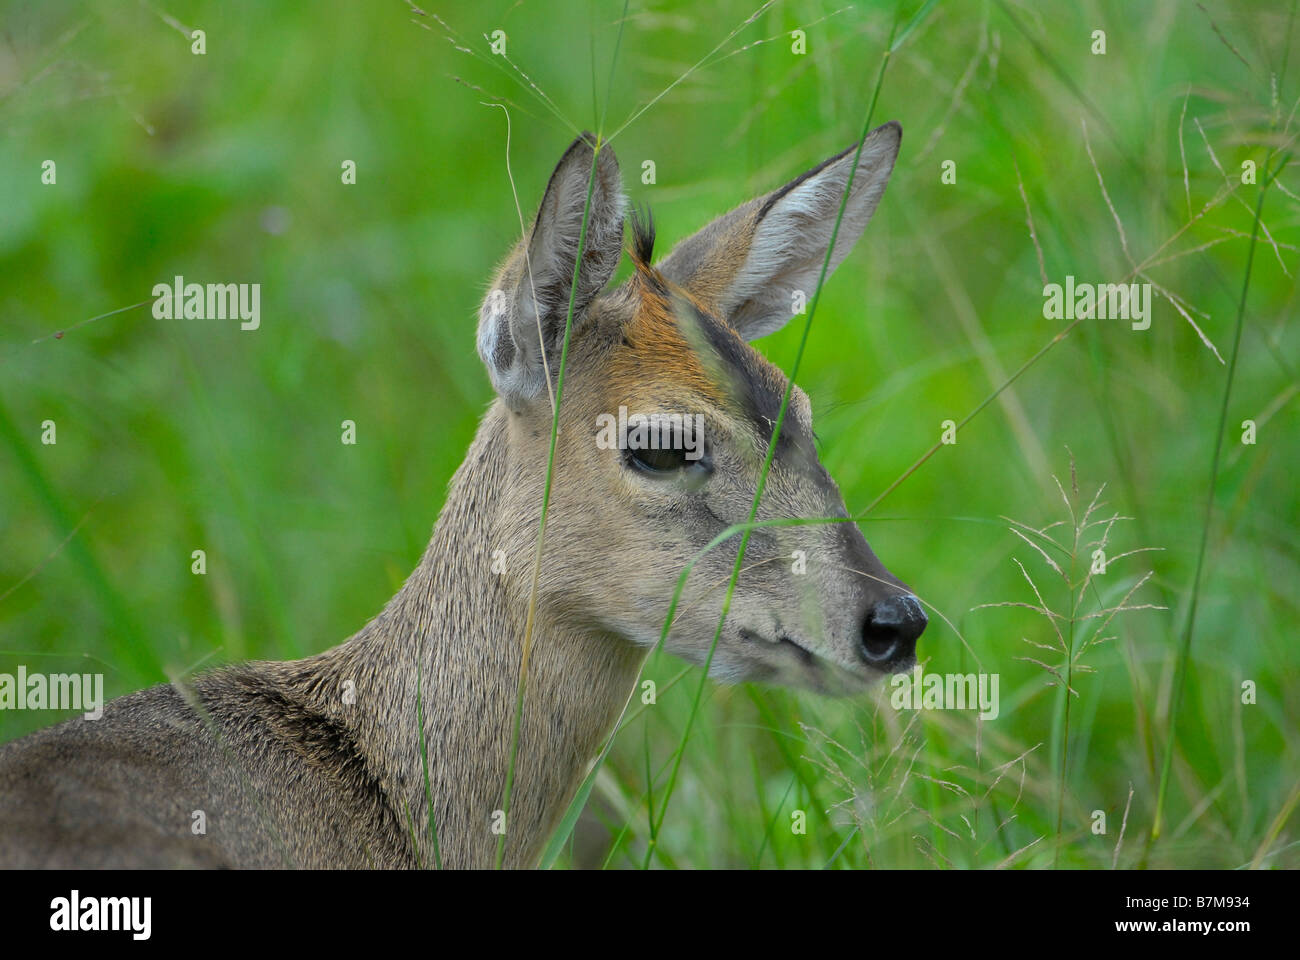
[603,255,801,446]
[606,266,724,405]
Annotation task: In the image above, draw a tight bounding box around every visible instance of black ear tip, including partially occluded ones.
[562,131,619,172]
[853,121,901,166]
[560,131,597,160]
[869,120,902,145]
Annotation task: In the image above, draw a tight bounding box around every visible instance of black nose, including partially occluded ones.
[860,594,926,669]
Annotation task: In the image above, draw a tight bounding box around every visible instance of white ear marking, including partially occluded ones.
[656,121,901,343]
[476,133,626,409]
[726,121,901,340]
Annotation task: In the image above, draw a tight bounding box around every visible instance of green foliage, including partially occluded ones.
[1,0,1297,868]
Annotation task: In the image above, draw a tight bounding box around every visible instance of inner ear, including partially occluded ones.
[476,132,627,410]
[657,121,902,342]
[527,134,626,319]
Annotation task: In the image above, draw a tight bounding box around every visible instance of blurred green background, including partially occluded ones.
[1,0,1297,868]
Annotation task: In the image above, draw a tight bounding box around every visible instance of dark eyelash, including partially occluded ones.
[623,445,713,479]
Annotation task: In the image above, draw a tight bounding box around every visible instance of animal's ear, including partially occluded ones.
[477,132,625,409]
[658,121,900,342]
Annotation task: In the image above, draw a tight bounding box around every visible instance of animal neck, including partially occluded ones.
[314,402,646,868]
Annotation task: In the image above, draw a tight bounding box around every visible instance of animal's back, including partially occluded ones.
[0,666,414,869]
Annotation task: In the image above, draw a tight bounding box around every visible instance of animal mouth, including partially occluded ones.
[738,627,886,695]
[740,628,816,667]
[778,635,815,666]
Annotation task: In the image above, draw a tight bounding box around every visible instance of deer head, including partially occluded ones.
[476,122,924,697]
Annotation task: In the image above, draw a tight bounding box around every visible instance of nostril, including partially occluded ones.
[860,594,927,667]
[860,632,899,664]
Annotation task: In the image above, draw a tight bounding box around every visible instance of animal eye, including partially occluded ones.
[614,412,711,483]
[627,445,691,474]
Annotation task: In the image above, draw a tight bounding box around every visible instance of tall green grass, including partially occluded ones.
[1,0,1296,869]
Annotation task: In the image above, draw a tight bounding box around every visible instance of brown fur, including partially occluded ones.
[0,124,915,869]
